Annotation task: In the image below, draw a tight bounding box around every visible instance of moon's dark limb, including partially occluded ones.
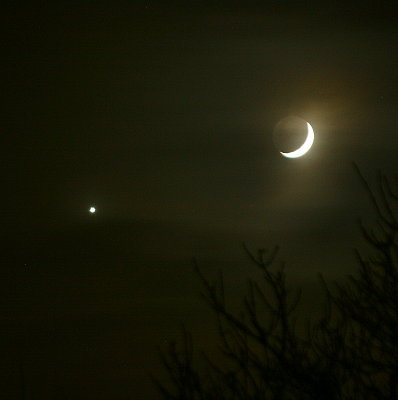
[273,116,308,153]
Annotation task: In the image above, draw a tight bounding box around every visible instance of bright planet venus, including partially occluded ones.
[273,116,315,158]
[89,207,96,213]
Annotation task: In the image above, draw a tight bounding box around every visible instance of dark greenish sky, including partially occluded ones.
[1,1,398,398]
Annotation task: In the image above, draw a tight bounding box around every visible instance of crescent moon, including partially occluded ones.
[280,122,315,158]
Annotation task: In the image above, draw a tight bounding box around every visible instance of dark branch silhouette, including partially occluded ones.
[154,167,398,400]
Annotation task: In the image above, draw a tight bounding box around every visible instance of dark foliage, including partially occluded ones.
[153,168,398,400]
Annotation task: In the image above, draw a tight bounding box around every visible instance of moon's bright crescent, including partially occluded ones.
[280,122,315,158]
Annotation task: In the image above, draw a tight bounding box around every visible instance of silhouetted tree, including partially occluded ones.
[153,167,398,400]
[316,167,398,399]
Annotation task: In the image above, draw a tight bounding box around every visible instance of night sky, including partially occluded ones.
[2,2,398,398]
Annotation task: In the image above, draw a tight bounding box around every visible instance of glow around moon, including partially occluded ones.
[280,122,315,158]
